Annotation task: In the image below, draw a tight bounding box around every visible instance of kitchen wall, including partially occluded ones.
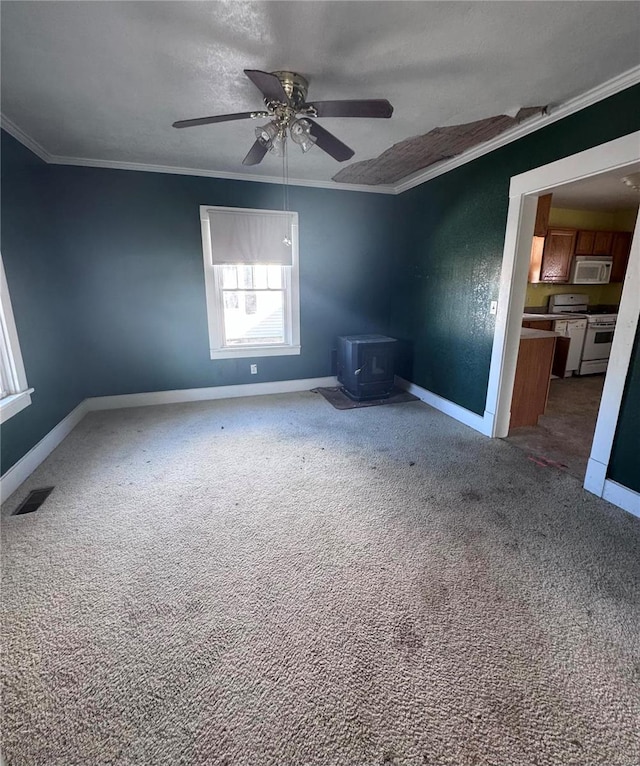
[548,207,638,231]
[525,282,624,309]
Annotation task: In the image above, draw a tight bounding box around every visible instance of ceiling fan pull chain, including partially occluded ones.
[282,140,292,246]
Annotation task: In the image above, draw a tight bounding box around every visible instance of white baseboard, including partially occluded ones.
[602,479,640,518]
[84,376,337,411]
[1,377,337,500]
[0,400,89,502]
[584,457,607,496]
[395,376,492,436]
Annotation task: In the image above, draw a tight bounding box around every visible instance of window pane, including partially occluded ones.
[222,265,238,289]
[223,290,285,345]
[223,292,239,309]
[239,265,254,289]
[253,265,268,289]
[267,265,283,289]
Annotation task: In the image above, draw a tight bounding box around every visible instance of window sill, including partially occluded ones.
[0,388,34,424]
[210,345,301,360]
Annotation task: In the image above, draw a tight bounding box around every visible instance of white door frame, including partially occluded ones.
[483,131,640,516]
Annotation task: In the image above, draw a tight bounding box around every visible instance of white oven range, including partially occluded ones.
[548,293,617,376]
[579,314,617,375]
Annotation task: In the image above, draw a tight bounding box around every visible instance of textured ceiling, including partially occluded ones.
[1,1,639,186]
[552,163,640,211]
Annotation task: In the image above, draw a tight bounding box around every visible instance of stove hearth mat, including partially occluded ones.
[312,386,419,410]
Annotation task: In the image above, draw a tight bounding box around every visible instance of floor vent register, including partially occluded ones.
[12,487,55,516]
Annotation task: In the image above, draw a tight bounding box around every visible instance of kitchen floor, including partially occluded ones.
[505,374,605,480]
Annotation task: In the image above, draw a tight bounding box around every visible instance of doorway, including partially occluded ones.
[484,132,640,516]
[507,179,637,480]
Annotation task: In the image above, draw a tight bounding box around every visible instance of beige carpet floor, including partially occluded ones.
[1,392,639,766]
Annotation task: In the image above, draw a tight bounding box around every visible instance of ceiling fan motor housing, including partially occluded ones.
[271,71,309,109]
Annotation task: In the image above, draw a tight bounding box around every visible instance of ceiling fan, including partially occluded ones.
[173,69,393,166]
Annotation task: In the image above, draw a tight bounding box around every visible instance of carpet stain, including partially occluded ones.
[393,618,425,650]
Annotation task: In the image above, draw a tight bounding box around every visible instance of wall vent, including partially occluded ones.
[12,487,55,516]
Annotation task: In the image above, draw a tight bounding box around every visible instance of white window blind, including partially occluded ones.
[208,209,294,266]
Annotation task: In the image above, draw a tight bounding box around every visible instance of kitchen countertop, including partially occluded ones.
[520,327,559,340]
[523,312,587,321]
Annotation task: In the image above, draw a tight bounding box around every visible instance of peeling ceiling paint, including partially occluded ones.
[332,108,546,185]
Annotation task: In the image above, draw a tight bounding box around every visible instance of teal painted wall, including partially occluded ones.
[390,85,640,419]
[49,166,397,397]
[1,133,85,474]
[608,326,640,493]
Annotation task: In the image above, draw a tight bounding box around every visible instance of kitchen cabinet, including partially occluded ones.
[575,229,614,256]
[528,225,632,284]
[533,194,552,237]
[575,230,596,255]
[510,329,557,429]
[522,319,554,331]
[528,196,553,283]
[593,231,614,255]
[539,229,576,282]
[610,231,632,282]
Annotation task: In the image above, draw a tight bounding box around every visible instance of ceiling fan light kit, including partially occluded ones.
[173,69,393,167]
[255,121,285,157]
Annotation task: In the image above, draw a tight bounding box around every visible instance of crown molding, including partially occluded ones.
[44,155,396,195]
[394,64,640,194]
[0,114,51,162]
[3,64,639,196]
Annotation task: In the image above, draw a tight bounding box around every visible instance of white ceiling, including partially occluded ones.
[1,1,639,186]
[552,163,640,211]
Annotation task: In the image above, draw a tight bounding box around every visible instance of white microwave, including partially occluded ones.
[570,256,612,284]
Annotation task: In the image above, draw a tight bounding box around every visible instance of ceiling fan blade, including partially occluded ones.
[173,111,268,129]
[242,140,268,166]
[308,99,394,119]
[244,69,289,104]
[307,120,354,162]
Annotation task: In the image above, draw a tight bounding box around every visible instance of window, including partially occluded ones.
[0,254,33,423]
[200,206,301,360]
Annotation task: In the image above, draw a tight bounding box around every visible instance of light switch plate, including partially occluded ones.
[490,300,498,315]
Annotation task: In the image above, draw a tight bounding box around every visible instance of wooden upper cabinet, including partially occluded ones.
[575,230,596,254]
[533,194,552,237]
[593,231,614,255]
[610,231,632,282]
[575,229,614,255]
[540,229,576,282]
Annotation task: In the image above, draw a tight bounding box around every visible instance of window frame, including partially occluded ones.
[0,254,33,424]
[200,205,301,360]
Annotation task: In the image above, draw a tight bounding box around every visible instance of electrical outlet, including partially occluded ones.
[490,300,498,315]
[250,364,258,375]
